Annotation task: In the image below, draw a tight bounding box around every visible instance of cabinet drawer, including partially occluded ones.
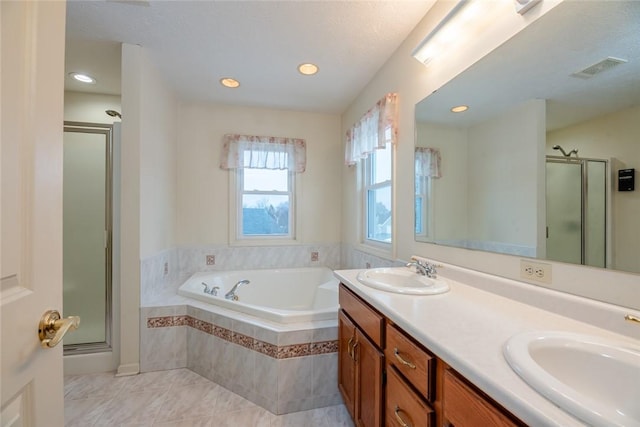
[339,284,384,347]
[443,369,521,427]
[386,366,434,427]
[385,323,435,402]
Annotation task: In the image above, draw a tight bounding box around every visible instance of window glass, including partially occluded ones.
[238,165,292,238]
[364,142,392,244]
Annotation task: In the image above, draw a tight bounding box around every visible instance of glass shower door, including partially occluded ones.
[546,160,583,264]
[63,122,112,352]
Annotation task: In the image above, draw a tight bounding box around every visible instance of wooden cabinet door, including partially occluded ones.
[355,328,384,427]
[338,310,357,419]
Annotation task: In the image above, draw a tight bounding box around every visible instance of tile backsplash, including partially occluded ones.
[141,243,343,296]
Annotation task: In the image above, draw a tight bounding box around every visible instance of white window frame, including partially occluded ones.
[228,164,298,246]
[415,173,434,240]
[359,141,394,256]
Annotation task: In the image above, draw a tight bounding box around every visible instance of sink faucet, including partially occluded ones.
[225,279,250,301]
[406,259,438,279]
[201,282,219,296]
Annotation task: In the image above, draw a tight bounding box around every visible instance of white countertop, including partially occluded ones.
[334,266,640,427]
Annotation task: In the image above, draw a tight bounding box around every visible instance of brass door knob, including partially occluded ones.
[38,310,80,348]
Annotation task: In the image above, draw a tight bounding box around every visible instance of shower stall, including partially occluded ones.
[63,122,114,354]
[545,155,608,268]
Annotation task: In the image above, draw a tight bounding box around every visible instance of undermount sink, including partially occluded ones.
[356,267,449,295]
[504,331,640,427]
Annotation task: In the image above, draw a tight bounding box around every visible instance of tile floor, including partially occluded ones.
[64,368,354,427]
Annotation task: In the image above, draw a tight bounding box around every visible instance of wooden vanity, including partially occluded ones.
[338,284,526,427]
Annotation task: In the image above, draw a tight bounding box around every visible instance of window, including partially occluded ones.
[220,133,306,244]
[414,147,441,239]
[414,172,432,238]
[364,141,392,244]
[345,93,398,251]
[238,159,294,238]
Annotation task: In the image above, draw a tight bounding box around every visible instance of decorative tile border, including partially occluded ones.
[147,315,337,360]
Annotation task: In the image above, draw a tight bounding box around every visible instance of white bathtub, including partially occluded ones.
[177,267,339,323]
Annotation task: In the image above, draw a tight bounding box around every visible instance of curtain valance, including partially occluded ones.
[344,93,398,166]
[220,134,306,172]
[415,147,442,178]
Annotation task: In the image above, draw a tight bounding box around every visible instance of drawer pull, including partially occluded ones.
[394,348,416,369]
[394,406,413,427]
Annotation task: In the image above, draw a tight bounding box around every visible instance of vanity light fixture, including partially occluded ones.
[412,0,503,66]
[451,105,469,113]
[298,63,319,75]
[69,72,96,84]
[220,77,240,88]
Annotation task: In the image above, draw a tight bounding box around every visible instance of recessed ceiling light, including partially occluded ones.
[69,72,96,84]
[451,105,469,113]
[220,77,240,88]
[298,63,319,76]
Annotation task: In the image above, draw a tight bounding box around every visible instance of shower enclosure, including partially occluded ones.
[545,156,608,268]
[63,122,113,354]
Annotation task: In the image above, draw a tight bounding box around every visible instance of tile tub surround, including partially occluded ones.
[140,305,341,415]
[141,243,341,298]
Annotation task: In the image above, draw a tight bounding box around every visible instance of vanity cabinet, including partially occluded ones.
[339,283,526,427]
[443,368,522,427]
[338,285,384,427]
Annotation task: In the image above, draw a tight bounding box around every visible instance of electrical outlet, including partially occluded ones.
[206,255,215,266]
[520,260,552,284]
[311,251,319,262]
[163,262,169,276]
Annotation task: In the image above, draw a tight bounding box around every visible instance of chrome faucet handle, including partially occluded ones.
[201,282,210,294]
[405,261,428,276]
[210,286,220,296]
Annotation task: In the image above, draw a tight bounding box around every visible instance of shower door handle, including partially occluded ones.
[38,310,80,348]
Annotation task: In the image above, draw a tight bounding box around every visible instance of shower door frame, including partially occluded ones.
[63,121,114,355]
[545,155,610,268]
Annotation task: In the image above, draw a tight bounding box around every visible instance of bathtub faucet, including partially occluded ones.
[225,279,250,301]
[201,282,219,296]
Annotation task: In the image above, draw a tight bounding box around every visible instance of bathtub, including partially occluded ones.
[177,267,339,323]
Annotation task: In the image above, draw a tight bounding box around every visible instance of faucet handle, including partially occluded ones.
[201,282,210,294]
[211,286,220,296]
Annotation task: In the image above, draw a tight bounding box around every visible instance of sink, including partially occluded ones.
[504,331,640,427]
[356,267,449,295]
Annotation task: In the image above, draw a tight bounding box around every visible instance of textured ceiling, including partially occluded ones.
[415,1,640,131]
[65,0,436,113]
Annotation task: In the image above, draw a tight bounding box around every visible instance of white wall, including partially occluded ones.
[64,91,121,124]
[416,122,469,242]
[119,43,178,375]
[548,105,640,273]
[340,0,639,310]
[467,99,545,252]
[139,51,177,258]
[175,102,342,247]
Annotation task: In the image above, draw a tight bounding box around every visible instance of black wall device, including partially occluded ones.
[618,168,635,191]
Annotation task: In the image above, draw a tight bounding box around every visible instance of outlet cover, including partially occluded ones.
[311,251,319,262]
[520,260,552,284]
[206,255,215,266]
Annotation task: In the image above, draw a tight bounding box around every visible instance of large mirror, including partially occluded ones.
[414,1,640,274]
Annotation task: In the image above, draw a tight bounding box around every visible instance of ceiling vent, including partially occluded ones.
[571,57,628,79]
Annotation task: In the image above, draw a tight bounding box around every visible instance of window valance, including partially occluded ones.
[344,93,398,166]
[220,134,306,173]
[415,147,442,178]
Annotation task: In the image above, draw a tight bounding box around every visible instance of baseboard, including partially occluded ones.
[115,362,140,377]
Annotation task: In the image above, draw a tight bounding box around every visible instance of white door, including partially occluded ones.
[1,1,68,425]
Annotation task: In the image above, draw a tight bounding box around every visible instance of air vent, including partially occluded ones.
[571,57,628,79]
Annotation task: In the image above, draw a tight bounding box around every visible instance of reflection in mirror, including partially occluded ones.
[414,1,640,274]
